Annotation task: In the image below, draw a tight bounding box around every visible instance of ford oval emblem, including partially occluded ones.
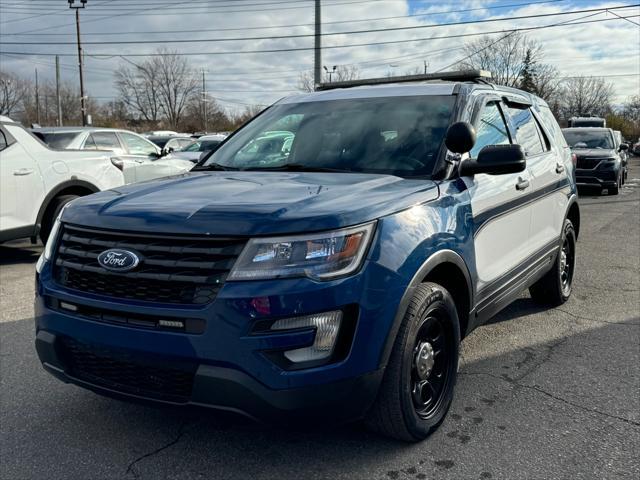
[97,249,140,272]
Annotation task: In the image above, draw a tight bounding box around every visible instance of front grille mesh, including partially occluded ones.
[53,225,246,305]
[576,156,608,169]
[59,337,195,402]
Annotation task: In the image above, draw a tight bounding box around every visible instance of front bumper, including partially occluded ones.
[36,330,384,423]
[35,256,404,422]
[575,168,618,188]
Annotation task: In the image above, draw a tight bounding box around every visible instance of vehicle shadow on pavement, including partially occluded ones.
[0,245,41,266]
[1,313,638,480]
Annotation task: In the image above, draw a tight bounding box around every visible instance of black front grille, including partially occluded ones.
[53,225,246,305]
[576,156,607,169]
[59,337,195,402]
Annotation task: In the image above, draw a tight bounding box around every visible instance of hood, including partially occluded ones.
[166,151,200,162]
[63,171,439,236]
[570,148,617,157]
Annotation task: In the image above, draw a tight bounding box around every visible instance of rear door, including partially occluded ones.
[462,98,533,296]
[507,103,571,253]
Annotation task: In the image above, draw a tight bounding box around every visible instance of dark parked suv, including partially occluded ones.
[35,71,579,441]
[562,127,627,195]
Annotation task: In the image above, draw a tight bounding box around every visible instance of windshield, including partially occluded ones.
[203,95,455,177]
[563,130,614,149]
[35,131,81,149]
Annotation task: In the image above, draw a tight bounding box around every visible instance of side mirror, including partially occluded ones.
[460,144,526,176]
[619,143,628,151]
[445,121,476,154]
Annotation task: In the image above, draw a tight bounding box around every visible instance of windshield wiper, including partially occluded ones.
[191,162,237,171]
[241,163,352,173]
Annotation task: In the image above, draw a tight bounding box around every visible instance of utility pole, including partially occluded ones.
[56,55,63,126]
[314,0,321,88]
[424,60,428,74]
[69,0,88,126]
[202,69,207,132]
[35,68,40,125]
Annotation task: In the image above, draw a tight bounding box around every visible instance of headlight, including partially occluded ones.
[229,222,375,281]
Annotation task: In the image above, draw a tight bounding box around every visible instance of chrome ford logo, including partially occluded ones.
[97,249,140,272]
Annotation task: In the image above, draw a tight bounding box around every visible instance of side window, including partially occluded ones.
[470,102,510,158]
[0,129,7,152]
[537,106,567,149]
[506,105,545,156]
[92,131,121,150]
[119,132,158,156]
[83,134,97,150]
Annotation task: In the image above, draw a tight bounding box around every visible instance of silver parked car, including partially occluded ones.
[168,133,228,162]
[32,127,195,184]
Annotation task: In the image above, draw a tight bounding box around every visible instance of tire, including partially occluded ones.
[365,282,460,442]
[610,181,619,195]
[39,195,78,244]
[529,218,576,306]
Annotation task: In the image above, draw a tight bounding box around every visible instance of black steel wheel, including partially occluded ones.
[530,218,577,306]
[365,282,460,441]
[410,313,455,419]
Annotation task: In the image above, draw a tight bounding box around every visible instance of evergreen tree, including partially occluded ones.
[519,49,537,94]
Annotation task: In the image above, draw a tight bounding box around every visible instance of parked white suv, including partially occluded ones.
[32,127,195,184]
[0,116,125,243]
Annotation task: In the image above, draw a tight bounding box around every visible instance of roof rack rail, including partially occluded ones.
[315,70,492,91]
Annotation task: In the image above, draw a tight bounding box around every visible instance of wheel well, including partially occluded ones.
[567,202,580,239]
[423,263,471,338]
[40,185,95,223]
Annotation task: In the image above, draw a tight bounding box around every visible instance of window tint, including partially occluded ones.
[470,102,510,158]
[92,131,121,150]
[119,132,158,156]
[507,105,544,156]
[0,129,7,151]
[538,106,567,149]
[39,132,80,149]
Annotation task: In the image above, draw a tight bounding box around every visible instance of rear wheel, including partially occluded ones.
[529,219,576,306]
[365,283,460,441]
[39,195,78,244]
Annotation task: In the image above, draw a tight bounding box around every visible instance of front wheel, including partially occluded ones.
[39,195,78,244]
[365,283,460,441]
[529,218,576,306]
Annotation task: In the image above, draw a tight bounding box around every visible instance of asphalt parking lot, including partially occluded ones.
[1,159,639,480]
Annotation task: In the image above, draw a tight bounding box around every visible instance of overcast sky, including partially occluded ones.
[0,0,638,114]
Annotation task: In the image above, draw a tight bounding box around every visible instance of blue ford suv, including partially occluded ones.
[35,71,580,441]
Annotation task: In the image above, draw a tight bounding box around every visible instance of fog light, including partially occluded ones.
[271,311,342,363]
[59,301,78,312]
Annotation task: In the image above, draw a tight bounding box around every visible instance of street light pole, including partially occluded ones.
[69,0,87,126]
[323,65,336,83]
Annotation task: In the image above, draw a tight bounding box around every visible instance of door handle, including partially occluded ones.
[13,168,34,176]
[556,163,565,173]
[516,177,530,191]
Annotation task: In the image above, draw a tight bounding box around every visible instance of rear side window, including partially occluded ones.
[506,105,544,156]
[470,102,510,158]
[0,129,7,151]
[538,106,568,149]
[92,132,121,150]
[83,135,97,149]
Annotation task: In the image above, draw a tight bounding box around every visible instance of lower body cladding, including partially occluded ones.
[34,261,401,424]
[575,168,619,189]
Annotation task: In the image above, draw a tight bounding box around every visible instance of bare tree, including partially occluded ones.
[459,32,545,87]
[115,60,162,123]
[297,65,360,92]
[558,76,614,119]
[0,71,29,116]
[151,50,199,129]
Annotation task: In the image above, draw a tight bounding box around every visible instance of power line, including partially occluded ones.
[0,0,569,36]
[5,5,636,46]
[3,12,638,58]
